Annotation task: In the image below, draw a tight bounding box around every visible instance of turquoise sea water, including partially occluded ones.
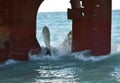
[0,10,120,83]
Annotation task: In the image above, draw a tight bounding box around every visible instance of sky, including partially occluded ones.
[112,0,120,9]
[38,0,120,12]
[38,0,71,12]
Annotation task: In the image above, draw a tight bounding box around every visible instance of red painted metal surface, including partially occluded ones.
[68,0,111,55]
[0,0,112,62]
[0,0,43,62]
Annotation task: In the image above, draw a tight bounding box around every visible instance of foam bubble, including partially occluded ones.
[0,59,18,67]
[5,59,17,65]
[28,46,61,61]
[28,41,120,62]
[28,45,113,62]
[111,65,120,82]
[72,50,110,62]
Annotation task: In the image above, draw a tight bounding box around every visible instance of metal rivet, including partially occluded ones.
[96,4,100,7]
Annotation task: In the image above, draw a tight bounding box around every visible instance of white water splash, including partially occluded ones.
[111,43,120,53]
[1,42,120,67]
[71,50,110,62]
[0,59,18,67]
[5,59,17,65]
[28,46,62,61]
[111,65,120,82]
[28,45,113,62]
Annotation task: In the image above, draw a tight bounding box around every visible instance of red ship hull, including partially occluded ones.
[0,0,111,62]
[0,0,43,62]
[68,0,111,55]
